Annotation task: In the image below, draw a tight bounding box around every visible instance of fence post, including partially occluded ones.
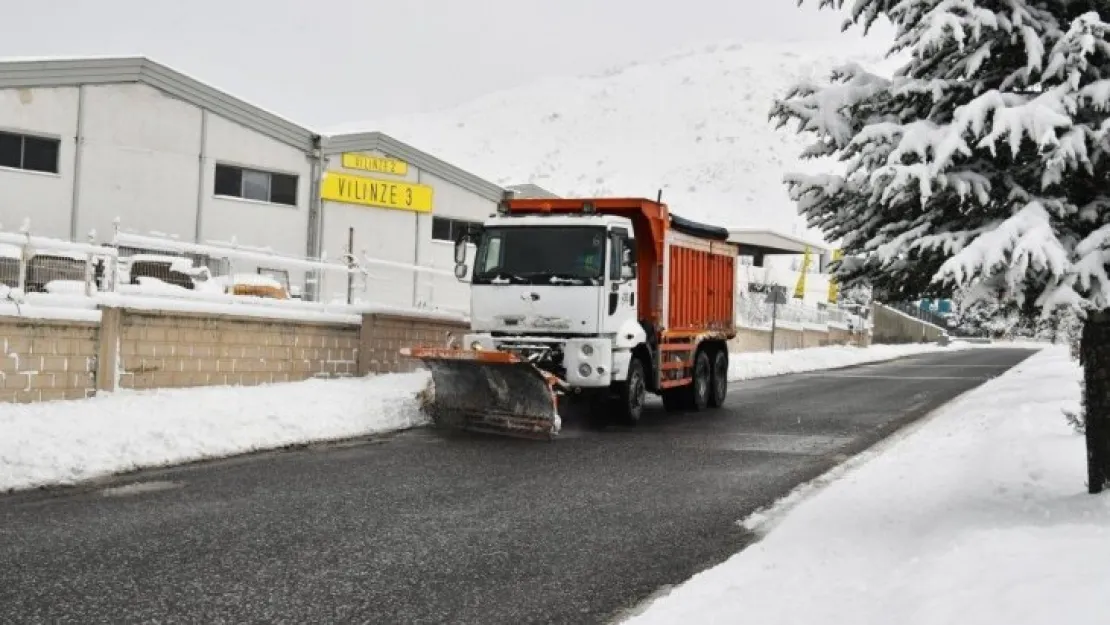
[95,306,122,393]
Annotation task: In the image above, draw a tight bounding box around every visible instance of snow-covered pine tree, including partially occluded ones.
[771,1,1110,493]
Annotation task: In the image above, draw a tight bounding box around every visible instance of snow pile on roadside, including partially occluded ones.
[625,345,1108,625]
[0,372,432,493]
[727,341,977,381]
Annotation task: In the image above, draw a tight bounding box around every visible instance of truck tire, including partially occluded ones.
[690,349,711,411]
[614,356,647,425]
[708,349,728,408]
[661,349,711,412]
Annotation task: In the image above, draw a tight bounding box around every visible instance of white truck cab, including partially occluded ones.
[455,212,647,392]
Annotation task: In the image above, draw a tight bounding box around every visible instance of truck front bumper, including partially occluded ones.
[464,333,615,388]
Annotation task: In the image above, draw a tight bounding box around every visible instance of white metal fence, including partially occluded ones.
[735,289,869,331]
[1,223,863,330]
[0,223,466,316]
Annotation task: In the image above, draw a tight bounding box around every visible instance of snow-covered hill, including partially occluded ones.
[329,38,896,239]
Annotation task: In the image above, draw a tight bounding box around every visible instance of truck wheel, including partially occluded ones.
[708,349,728,408]
[615,356,647,425]
[690,349,711,411]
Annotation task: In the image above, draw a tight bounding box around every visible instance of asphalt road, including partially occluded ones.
[0,347,1034,625]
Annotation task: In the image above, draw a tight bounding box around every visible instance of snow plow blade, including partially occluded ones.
[401,347,563,440]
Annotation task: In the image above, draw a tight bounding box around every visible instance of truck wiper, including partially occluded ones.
[542,273,598,285]
[486,272,527,284]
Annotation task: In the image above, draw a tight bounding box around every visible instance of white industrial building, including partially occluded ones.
[0,56,502,310]
[0,55,834,313]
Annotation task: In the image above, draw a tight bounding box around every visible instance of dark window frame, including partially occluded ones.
[431,216,481,243]
[213,163,299,207]
[0,130,60,174]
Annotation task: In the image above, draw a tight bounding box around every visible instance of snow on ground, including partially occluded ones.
[1,339,1010,494]
[727,341,976,381]
[0,372,431,493]
[623,344,1108,625]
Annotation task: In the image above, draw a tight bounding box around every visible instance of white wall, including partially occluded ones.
[76,83,201,243]
[416,169,495,312]
[0,81,315,266]
[200,113,312,256]
[0,86,79,239]
[319,149,497,312]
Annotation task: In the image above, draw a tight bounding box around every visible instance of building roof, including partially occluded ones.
[0,56,316,151]
[727,227,830,256]
[505,183,562,199]
[320,131,505,202]
[0,55,507,201]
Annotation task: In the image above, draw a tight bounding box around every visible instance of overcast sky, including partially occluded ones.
[0,0,890,128]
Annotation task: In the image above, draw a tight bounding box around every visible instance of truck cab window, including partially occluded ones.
[472,226,606,285]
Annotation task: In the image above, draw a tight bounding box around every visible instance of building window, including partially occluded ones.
[214,163,298,206]
[0,130,60,174]
[432,216,481,242]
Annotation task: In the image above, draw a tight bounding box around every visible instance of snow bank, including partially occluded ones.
[728,341,976,381]
[0,372,432,493]
[625,345,1107,625]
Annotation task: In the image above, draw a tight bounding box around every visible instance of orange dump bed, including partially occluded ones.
[666,237,736,334]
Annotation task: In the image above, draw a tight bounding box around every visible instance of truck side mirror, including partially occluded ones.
[454,263,468,280]
[621,247,636,280]
[454,238,467,264]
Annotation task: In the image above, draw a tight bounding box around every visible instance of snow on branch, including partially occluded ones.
[936,201,1070,292]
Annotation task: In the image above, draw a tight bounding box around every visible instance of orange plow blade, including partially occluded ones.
[401,347,563,440]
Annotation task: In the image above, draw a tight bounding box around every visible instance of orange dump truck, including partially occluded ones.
[403,195,739,439]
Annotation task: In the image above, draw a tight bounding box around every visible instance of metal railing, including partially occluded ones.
[735,290,868,330]
[0,223,467,316]
[0,229,119,298]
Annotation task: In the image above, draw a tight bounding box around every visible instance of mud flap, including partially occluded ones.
[402,347,563,440]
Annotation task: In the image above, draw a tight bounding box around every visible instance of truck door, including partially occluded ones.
[603,227,638,334]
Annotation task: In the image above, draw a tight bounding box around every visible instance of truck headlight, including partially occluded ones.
[578,363,592,377]
[470,341,484,350]
[581,344,594,357]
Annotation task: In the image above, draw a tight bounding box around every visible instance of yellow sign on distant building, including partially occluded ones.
[794,246,812,299]
[341,153,409,176]
[320,171,433,213]
[828,248,843,304]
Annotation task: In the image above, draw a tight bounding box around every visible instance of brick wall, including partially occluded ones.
[358,313,470,375]
[0,305,461,404]
[115,310,361,390]
[1,302,880,405]
[0,317,98,402]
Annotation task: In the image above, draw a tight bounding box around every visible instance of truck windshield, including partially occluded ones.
[473,226,606,285]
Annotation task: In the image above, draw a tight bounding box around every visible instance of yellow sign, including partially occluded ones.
[794,245,812,299]
[828,248,843,304]
[341,153,409,176]
[321,172,433,213]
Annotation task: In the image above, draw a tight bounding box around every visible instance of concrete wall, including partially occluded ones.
[728,324,871,354]
[0,317,98,401]
[358,312,469,375]
[0,83,313,252]
[115,310,360,389]
[871,303,946,344]
[0,302,887,405]
[0,305,469,404]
